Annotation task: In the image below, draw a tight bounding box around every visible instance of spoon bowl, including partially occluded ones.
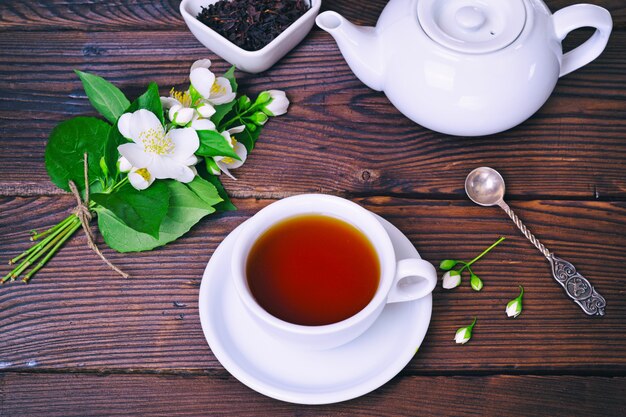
[465,167,506,207]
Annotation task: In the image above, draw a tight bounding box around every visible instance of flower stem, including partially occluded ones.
[22,220,81,283]
[221,102,262,130]
[106,176,129,194]
[30,214,74,242]
[8,220,74,280]
[221,114,245,130]
[3,216,79,283]
[459,237,505,272]
[8,215,75,268]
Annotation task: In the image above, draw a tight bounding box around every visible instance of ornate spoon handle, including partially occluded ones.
[548,254,606,316]
[498,201,606,316]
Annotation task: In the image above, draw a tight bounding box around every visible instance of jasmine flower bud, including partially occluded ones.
[454,317,477,344]
[442,270,461,289]
[439,259,458,270]
[238,95,251,111]
[117,156,132,173]
[506,286,524,318]
[263,90,289,116]
[255,91,271,105]
[252,111,269,126]
[470,273,483,291]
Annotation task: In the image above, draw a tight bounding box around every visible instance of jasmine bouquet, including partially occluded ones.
[4,59,289,283]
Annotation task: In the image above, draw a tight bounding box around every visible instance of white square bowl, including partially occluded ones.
[181,0,321,73]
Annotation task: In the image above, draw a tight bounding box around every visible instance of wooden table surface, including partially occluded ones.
[1,0,626,415]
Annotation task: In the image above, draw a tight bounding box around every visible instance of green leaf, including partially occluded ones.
[196,130,240,160]
[127,82,164,125]
[205,174,237,211]
[223,65,238,93]
[92,182,169,238]
[196,162,236,211]
[237,126,261,152]
[75,70,130,124]
[185,176,223,208]
[97,180,217,252]
[211,100,237,127]
[99,156,109,179]
[45,117,111,192]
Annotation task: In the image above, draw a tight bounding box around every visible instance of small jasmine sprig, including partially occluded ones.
[440,236,505,291]
[506,285,524,318]
[220,89,289,132]
[454,317,477,344]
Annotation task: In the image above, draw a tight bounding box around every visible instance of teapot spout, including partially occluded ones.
[316,11,384,91]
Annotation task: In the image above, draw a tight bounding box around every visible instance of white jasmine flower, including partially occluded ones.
[506,286,524,318]
[117,109,199,189]
[128,167,155,190]
[161,88,218,127]
[212,126,247,179]
[190,114,217,131]
[190,59,213,72]
[117,156,155,190]
[189,59,236,105]
[264,90,289,116]
[161,88,198,126]
[454,318,477,345]
[442,270,461,289]
[196,103,216,119]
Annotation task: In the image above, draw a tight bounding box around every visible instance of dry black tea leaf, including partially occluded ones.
[197,0,310,51]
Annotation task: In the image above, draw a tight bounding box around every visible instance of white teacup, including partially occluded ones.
[231,194,437,350]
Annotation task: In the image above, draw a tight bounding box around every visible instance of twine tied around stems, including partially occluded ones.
[67,153,129,278]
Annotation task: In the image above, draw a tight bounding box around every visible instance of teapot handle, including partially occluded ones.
[553,4,612,77]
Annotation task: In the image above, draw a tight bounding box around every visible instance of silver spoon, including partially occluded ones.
[465,167,606,316]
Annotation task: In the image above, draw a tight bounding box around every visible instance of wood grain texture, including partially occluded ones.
[1,0,626,412]
[0,0,624,30]
[1,373,625,416]
[1,196,625,374]
[1,30,625,198]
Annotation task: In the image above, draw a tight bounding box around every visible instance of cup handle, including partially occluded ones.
[387,258,437,304]
[553,4,612,78]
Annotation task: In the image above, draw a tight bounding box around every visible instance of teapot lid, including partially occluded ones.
[417,0,526,54]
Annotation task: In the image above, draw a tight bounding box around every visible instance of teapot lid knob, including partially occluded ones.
[455,6,486,31]
[417,0,527,54]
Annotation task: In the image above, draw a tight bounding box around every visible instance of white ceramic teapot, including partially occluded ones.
[316,0,612,136]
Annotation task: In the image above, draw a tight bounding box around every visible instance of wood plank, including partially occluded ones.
[1,373,624,416]
[0,30,625,198]
[1,196,625,373]
[0,0,624,31]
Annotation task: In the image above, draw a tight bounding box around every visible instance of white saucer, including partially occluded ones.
[199,213,433,404]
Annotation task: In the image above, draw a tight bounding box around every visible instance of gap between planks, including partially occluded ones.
[3,184,626,202]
